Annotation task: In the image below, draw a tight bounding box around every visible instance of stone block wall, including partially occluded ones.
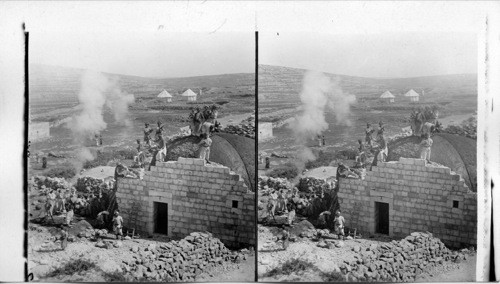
[116,157,255,248]
[338,158,476,248]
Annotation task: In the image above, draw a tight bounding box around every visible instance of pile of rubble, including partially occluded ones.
[76,176,114,195]
[257,176,339,220]
[32,176,72,192]
[221,117,255,139]
[297,177,336,195]
[339,232,469,282]
[123,232,251,281]
[258,176,293,194]
[443,125,477,140]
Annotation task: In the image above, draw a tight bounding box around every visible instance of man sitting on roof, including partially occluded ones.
[336,162,359,181]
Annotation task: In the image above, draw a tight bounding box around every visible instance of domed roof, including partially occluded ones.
[166,133,255,191]
[387,133,476,192]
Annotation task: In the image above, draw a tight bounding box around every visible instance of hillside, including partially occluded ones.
[259,64,477,115]
[29,64,254,103]
[29,64,255,121]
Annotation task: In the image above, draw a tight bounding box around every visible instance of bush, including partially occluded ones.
[443,116,477,139]
[45,259,96,277]
[320,271,345,282]
[304,149,357,170]
[305,150,335,170]
[103,271,128,282]
[83,148,137,169]
[264,258,317,277]
[44,164,77,179]
[267,162,299,179]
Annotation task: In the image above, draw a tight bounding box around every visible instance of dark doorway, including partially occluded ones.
[375,202,389,234]
[154,202,168,235]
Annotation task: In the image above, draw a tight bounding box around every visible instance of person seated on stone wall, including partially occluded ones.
[114,162,137,190]
[336,162,359,181]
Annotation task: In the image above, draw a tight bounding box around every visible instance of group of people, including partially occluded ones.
[57,209,123,251]
[364,121,388,163]
[94,133,103,146]
[137,121,168,168]
[140,117,214,166]
[317,135,326,147]
[279,209,346,250]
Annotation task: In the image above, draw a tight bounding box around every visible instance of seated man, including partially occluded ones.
[337,162,360,180]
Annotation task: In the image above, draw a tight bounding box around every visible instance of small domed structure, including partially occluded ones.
[166,133,255,191]
[387,133,476,192]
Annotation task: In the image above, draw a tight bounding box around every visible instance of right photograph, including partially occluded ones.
[257,32,478,282]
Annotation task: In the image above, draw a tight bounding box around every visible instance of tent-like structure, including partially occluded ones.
[380,91,395,103]
[157,89,173,102]
[182,89,197,101]
[404,89,420,102]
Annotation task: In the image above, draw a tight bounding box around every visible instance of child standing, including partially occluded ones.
[333,210,345,240]
[60,229,68,250]
[112,211,124,241]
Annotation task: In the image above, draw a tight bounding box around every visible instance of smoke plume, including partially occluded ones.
[67,70,135,168]
[293,71,356,162]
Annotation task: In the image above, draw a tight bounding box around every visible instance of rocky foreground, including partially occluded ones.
[258,224,474,282]
[29,221,254,282]
[339,232,471,282]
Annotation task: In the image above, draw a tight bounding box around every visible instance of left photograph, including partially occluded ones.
[27,31,256,282]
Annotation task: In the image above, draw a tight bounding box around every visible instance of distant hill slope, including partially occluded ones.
[29,64,254,103]
[259,64,477,106]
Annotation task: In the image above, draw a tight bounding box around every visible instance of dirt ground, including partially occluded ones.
[257,224,476,282]
[28,220,255,282]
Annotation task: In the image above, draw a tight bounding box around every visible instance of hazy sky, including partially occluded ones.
[261,32,477,78]
[30,31,254,78]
